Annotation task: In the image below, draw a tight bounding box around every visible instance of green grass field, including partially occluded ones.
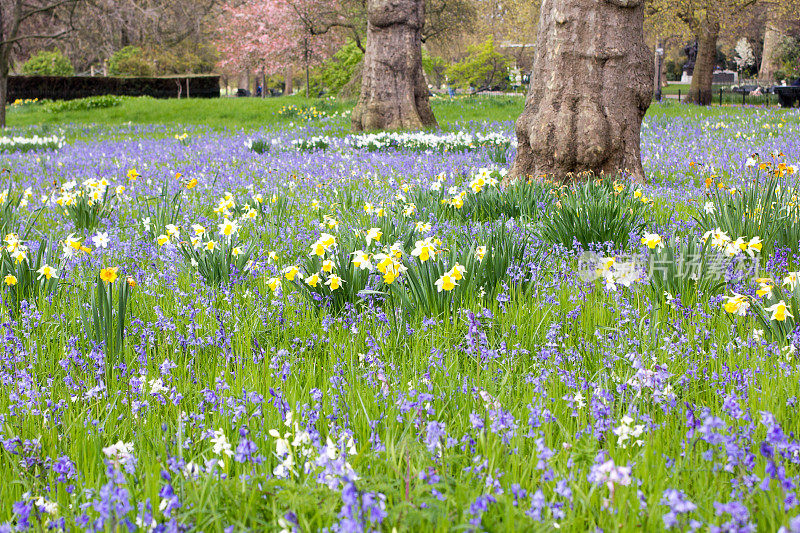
[7,93,793,136]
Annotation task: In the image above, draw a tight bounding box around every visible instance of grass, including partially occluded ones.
[0,95,798,530]
[8,93,796,138]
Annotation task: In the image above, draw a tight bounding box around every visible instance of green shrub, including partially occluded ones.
[44,95,125,114]
[109,46,153,77]
[21,50,74,76]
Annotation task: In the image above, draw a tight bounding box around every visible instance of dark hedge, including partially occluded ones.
[8,75,220,101]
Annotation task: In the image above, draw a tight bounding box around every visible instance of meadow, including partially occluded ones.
[0,96,799,532]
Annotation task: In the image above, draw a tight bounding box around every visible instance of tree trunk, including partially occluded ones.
[506,0,652,184]
[284,65,293,95]
[686,20,719,106]
[238,71,249,91]
[759,14,787,84]
[351,0,437,131]
[0,73,7,129]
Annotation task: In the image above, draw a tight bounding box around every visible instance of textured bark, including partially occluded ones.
[759,14,788,84]
[506,0,653,184]
[686,20,719,106]
[351,0,437,131]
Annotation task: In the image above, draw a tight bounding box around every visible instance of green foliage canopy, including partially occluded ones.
[444,37,509,91]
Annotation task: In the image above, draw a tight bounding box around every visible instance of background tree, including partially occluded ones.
[506,0,652,184]
[216,0,340,96]
[351,0,436,131]
[758,2,800,83]
[445,36,509,91]
[0,0,81,127]
[645,0,783,104]
[63,0,218,74]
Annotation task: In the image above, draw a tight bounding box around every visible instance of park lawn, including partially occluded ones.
[7,93,796,138]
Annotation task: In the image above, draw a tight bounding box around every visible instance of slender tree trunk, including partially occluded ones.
[0,72,7,129]
[351,0,437,131]
[505,0,652,184]
[687,19,719,106]
[759,13,787,84]
[237,71,249,91]
[284,65,293,95]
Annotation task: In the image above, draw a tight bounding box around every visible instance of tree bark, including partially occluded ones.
[0,73,7,129]
[238,71,249,91]
[686,19,719,106]
[506,0,652,184]
[284,65,293,95]
[351,0,437,131]
[759,14,787,84]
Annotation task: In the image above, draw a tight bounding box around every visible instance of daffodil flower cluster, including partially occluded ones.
[701,228,762,258]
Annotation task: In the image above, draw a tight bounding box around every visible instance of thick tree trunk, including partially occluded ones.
[351,0,437,131]
[506,0,652,184]
[759,14,787,84]
[686,20,719,106]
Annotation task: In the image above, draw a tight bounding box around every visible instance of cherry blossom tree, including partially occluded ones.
[216,0,340,95]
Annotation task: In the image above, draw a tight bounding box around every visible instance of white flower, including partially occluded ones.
[703,202,716,214]
[92,231,110,249]
[102,441,135,467]
[210,428,233,457]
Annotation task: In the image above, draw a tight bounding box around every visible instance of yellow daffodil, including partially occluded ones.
[351,250,373,271]
[36,264,57,281]
[476,246,487,262]
[157,234,170,246]
[267,277,281,292]
[411,238,437,262]
[366,228,382,246]
[100,267,119,284]
[640,232,663,251]
[305,272,320,287]
[283,265,300,281]
[435,272,457,292]
[325,274,344,290]
[722,293,749,316]
[746,237,762,256]
[4,274,17,286]
[449,263,466,281]
[783,272,799,292]
[322,259,334,273]
[218,218,239,238]
[766,300,793,322]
